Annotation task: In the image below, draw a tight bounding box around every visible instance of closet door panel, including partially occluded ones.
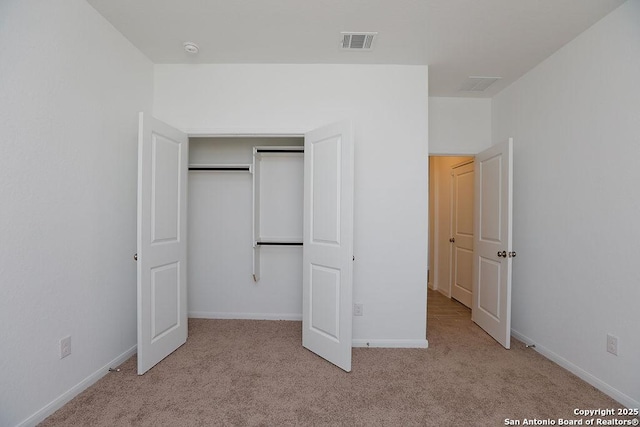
[137,113,188,375]
[303,121,354,372]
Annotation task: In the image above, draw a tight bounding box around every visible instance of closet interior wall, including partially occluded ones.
[188,137,304,320]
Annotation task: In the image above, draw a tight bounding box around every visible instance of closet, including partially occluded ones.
[136,114,354,374]
[187,137,304,320]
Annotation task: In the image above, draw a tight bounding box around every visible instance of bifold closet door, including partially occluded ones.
[302,121,354,372]
[136,113,188,375]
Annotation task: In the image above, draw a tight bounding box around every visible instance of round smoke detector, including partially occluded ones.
[183,42,200,54]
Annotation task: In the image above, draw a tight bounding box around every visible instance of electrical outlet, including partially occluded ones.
[606,334,618,356]
[353,303,363,316]
[60,336,71,359]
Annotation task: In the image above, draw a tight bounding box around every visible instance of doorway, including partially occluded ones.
[427,139,515,349]
[187,137,305,320]
[428,155,474,304]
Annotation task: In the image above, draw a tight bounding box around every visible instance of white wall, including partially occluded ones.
[492,0,640,407]
[155,64,429,347]
[429,97,492,154]
[0,1,153,425]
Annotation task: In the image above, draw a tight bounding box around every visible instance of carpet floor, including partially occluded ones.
[40,291,623,426]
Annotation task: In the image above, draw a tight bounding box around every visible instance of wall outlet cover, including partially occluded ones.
[606,334,618,356]
[60,336,71,359]
[353,303,363,316]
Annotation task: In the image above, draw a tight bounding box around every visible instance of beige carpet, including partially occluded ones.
[41,294,623,426]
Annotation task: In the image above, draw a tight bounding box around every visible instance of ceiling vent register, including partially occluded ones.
[460,76,502,92]
[341,32,377,50]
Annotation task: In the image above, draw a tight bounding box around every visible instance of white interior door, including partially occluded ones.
[137,112,188,374]
[450,161,474,308]
[472,138,513,349]
[302,121,354,372]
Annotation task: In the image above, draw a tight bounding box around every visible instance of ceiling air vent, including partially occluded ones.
[460,76,502,92]
[341,32,377,50]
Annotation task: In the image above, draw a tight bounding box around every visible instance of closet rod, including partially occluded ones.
[189,166,251,171]
[256,242,303,246]
[255,149,304,153]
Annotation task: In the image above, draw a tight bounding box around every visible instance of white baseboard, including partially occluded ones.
[437,288,450,298]
[16,345,137,427]
[189,316,429,349]
[15,332,430,427]
[511,329,639,408]
[189,311,302,321]
[352,338,429,348]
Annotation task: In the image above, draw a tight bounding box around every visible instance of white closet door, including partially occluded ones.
[472,138,513,349]
[302,121,354,372]
[137,113,189,374]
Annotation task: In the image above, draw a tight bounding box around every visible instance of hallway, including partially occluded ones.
[427,287,471,324]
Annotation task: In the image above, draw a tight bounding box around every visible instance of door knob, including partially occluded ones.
[497,251,506,258]
[449,238,455,243]
[134,253,138,261]
[508,251,517,258]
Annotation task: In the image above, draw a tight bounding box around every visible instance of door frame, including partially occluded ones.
[428,141,514,350]
[184,128,306,139]
[428,154,475,298]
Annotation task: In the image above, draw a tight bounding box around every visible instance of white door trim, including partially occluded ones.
[185,128,306,138]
